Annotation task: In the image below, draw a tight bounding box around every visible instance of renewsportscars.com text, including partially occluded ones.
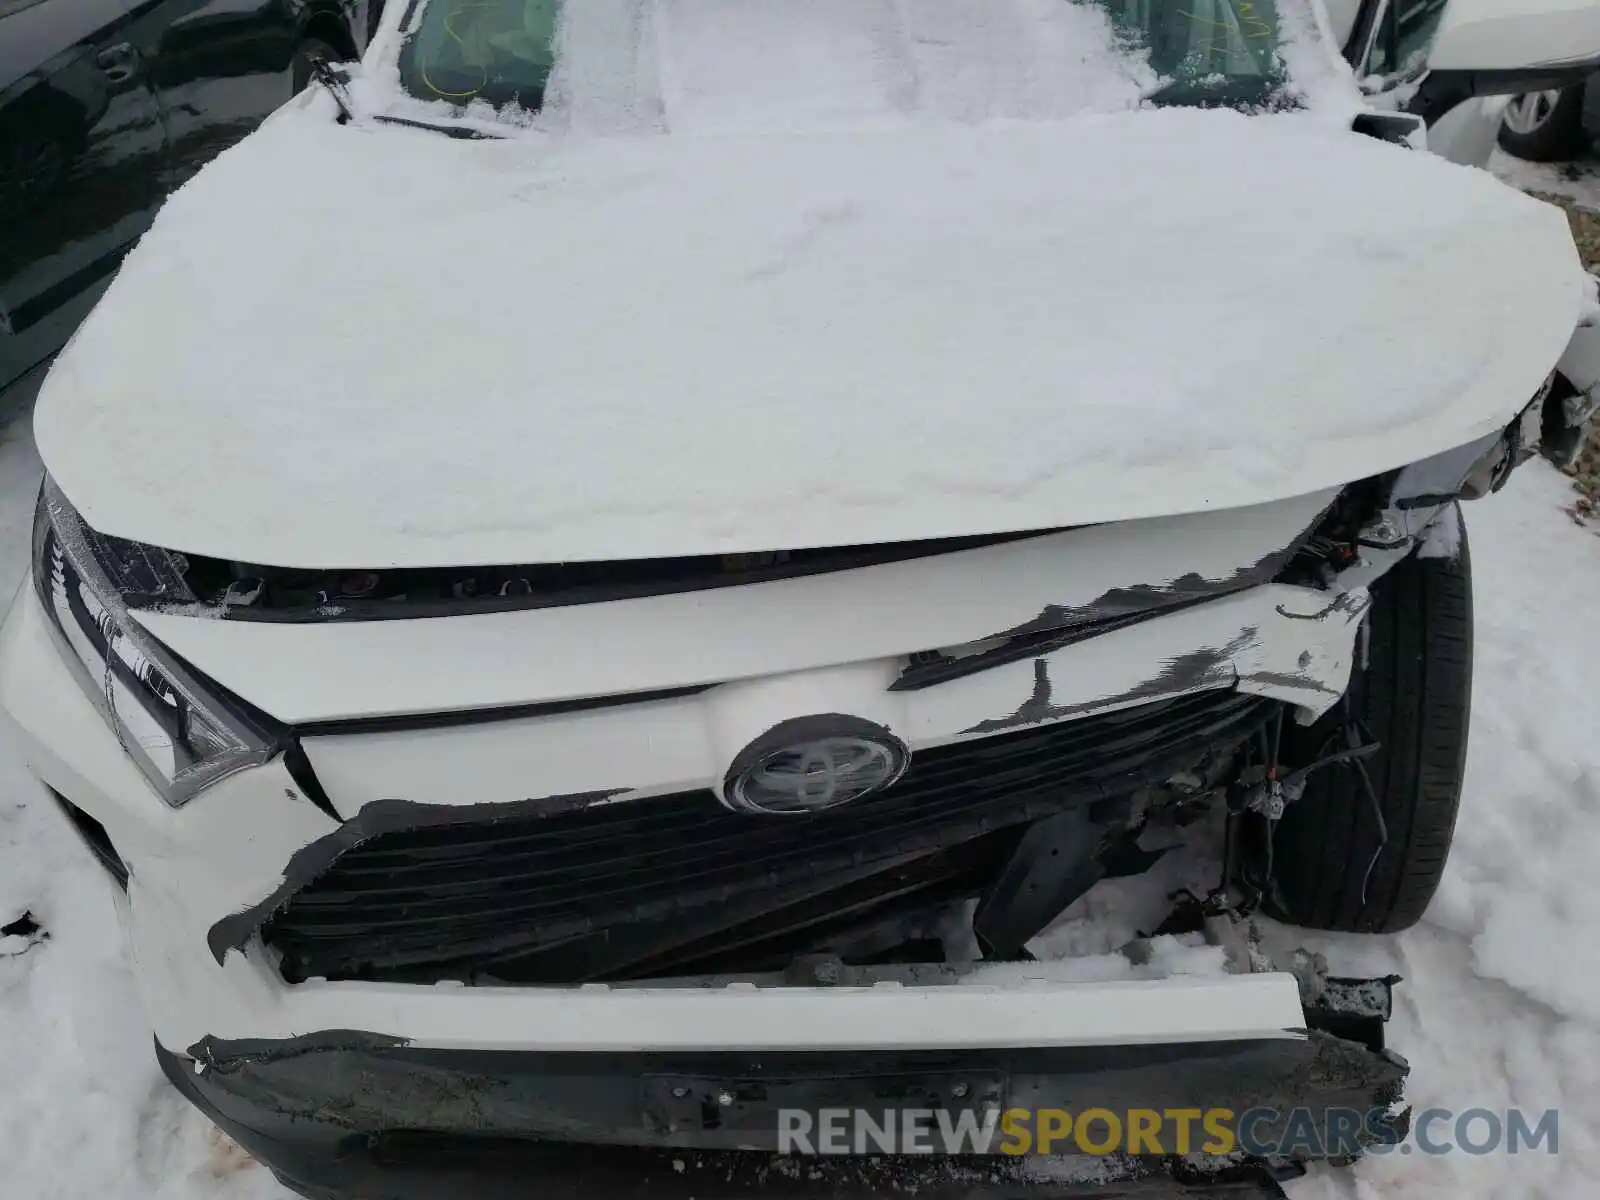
[776,1107,1559,1157]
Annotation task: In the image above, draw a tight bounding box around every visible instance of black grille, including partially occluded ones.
[263,691,1274,985]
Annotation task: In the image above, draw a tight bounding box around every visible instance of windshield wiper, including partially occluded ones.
[306,57,502,140]
[308,58,356,123]
[370,114,503,140]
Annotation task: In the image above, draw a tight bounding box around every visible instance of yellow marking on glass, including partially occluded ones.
[421,2,499,99]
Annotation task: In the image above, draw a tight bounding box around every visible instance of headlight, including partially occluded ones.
[32,478,280,807]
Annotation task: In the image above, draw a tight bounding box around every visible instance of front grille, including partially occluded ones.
[263,691,1274,985]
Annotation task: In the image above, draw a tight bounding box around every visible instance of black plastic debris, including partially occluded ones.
[1,910,47,952]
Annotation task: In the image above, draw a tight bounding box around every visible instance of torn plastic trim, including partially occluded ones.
[158,1030,1403,1198]
[189,1028,410,1072]
[893,510,1328,694]
[952,587,1369,740]
[1350,111,1428,149]
[291,684,715,737]
[960,632,1255,738]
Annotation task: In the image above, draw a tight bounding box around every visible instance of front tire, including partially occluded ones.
[1269,517,1472,934]
[1498,87,1589,162]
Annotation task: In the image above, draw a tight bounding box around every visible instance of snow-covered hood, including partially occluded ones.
[34,105,1585,569]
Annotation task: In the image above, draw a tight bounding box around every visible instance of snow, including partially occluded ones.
[6,411,1600,1194]
[1489,148,1600,209]
[638,0,1151,131]
[34,104,1584,568]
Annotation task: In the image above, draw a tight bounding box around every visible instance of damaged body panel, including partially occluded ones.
[288,579,1368,821]
[160,1034,1403,1199]
[124,488,1340,725]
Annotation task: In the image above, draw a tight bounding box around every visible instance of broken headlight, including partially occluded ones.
[31,478,280,807]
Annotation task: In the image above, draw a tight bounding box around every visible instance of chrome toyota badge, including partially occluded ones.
[722,715,910,815]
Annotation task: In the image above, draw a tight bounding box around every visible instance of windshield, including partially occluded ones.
[396,0,1286,116]
[399,0,560,109]
[1111,0,1286,107]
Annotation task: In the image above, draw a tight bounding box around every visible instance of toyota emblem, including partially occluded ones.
[722,715,910,815]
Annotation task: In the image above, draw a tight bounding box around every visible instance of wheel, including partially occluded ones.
[289,38,345,98]
[1498,86,1589,162]
[1268,517,1472,934]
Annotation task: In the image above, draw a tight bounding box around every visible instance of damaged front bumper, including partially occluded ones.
[161,941,1408,1200]
[0,476,1444,1200]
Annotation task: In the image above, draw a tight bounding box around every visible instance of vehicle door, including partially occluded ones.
[0,0,170,398]
[147,0,300,189]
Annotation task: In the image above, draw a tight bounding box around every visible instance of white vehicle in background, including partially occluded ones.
[1323,0,1598,167]
[5,2,1600,1199]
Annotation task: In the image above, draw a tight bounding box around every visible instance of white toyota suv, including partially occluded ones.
[5,1,1600,1197]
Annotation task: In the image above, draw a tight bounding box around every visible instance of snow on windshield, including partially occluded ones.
[570,0,1155,131]
[390,0,1312,131]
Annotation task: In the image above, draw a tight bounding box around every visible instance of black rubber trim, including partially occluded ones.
[282,743,340,821]
[1350,113,1421,147]
[293,684,714,737]
[371,114,500,140]
[181,531,1050,625]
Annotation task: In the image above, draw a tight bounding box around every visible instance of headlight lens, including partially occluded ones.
[32,478,280,807]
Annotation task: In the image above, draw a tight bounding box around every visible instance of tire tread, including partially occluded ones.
[1270,524,1472,934]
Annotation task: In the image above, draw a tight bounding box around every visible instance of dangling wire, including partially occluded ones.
[1346,715,1389,906]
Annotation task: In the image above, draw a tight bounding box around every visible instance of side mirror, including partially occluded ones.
[1410,0,1600,124]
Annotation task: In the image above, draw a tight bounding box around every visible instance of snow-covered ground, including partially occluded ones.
[1489,148,1600,209]
[2,393,1598,1196]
